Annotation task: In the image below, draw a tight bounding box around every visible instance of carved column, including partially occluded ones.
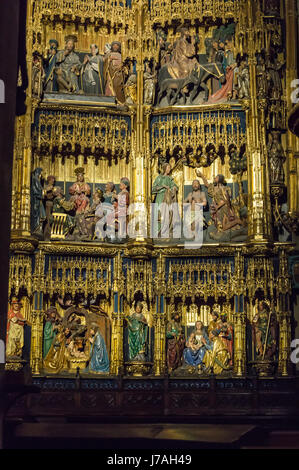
[11,0,35,247]
[278,311,292,376]
[277,249,292,376]
[234,312,247,377]
[30,310,44,375]
[110,252,124,375]
[30,250,45,374]
[233,250,246,376]
[128,0,152,254]
[246,0,273,243]
[153,310,166,376]
[111,312,124,375]
[285,0,299,215]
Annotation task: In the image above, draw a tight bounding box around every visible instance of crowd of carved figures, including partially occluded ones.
[31,24,252,107]
[33,35,136,106]
[155,24,250,106]
[31,167,130,242]
[6,295,279,376]
[28,20,291,243]
[8,0,296,386]
[31,164,248,244]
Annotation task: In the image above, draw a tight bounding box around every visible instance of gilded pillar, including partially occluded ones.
[233,251,246,376]
[128,0,151,249]
[278,311,292,376]
[277,249,292,376]
[234,312,246,377]
[153,256,166,375]
[246,1,273,243]
[153,302,166,376]
[110,252,124,375]
[285,0,299,215]
[111,312,124,375]
[11,0,34,242]
[31,249,45,374]
[30,310,43,375]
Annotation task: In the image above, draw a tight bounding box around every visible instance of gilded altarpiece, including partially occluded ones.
[5,0,299,416]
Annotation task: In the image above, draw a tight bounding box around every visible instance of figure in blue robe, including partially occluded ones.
[30,167,46,235]
[88,327,109,373]
[44,39,59,92]
[183,321,211,367]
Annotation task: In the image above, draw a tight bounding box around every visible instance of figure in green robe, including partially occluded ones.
[152,162,180,238]
[43,307,61,358]
[127,302,148,362]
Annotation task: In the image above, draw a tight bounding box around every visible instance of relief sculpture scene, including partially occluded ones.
[5,0,299,422]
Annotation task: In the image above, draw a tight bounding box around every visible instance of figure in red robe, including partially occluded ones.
[69,167,91,214]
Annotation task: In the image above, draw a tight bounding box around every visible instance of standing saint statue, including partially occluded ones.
[267,131,286,185]
[43,307,61,359]
[252,301,277,360]
[144,62,156,105]
[152,162,180,238]
[166,313,185,372]
[104,41,126,104]
[236,56,250,99]
[184,179,207,234]
[256,54,269,99]
[114,177,130,239]
[218,315,234,366]
[266,50,284,101]
[82,44,105,95]
[127,302,149,362]
[44,39,59,92]
[32,53,45,98]
[6,298,26,358]
[43,175,56,241]
[31,167,46,236]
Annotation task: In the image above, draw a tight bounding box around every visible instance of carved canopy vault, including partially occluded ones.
[6,0,299,417]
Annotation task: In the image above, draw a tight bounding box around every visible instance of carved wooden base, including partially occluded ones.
[6,376,298,419]
[5,358,27,372]
[253,360,276,377]
[125,362,153,376]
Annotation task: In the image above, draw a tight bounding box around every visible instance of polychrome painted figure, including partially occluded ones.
[88,324,110,373]
[6,298,26,358]
[127,302,148,362]
[183,321,210,368]
[69,167,91,214]
[152,163,179,238]
[166,313,185,371]
[43,307,61,359]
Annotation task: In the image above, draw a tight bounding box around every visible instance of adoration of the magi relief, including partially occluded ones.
[6,0,298,383]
